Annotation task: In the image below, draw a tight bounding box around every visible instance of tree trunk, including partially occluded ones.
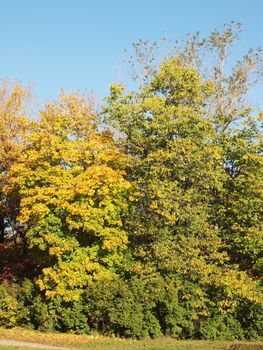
[0,216,5,243]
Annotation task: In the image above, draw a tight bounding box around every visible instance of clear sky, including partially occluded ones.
[1,0,263,107]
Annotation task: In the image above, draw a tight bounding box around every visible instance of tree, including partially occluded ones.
[119,21,263,302]
[125,22,263,132]
[104,58,261,336]
[0,23,262,339]
[10,93,131,301]
[214,114,263,278]
[0,80,30,243]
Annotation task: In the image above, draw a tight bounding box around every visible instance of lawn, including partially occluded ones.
[0,328,263,350]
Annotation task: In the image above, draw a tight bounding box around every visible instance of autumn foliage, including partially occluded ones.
[0,24,262,339]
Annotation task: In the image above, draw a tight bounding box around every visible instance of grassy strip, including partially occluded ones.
[0,328,263,350]
[0,347,52,350]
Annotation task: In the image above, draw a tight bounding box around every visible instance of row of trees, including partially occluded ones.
[0,23,262,339]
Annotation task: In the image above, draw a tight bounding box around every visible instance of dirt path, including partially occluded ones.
[0,339,71,349]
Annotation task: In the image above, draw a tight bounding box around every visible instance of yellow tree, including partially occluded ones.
[0,80,29,243]
[10,93,131,301]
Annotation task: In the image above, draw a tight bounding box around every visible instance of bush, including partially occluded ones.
[155,291,195,338]
[0,280,34,328]
[59,301,90,334]
[83,277,162,339]
[0,277,262,340]
[32,296,90,334]
[31,296,58,332]
[237,302,263,340]
[199,314,244,340]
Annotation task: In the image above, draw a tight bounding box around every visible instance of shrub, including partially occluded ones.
[83,277,162,339]
[199,314,244,340]
[0,280,34,328]
[237,302,263,340]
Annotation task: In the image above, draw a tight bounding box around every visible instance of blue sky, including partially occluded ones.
[1,0,263,107]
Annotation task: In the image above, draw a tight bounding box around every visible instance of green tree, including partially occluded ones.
[214,114,263,278]
[104,56,262,334]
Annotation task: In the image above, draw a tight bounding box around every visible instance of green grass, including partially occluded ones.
[0,328,262,350]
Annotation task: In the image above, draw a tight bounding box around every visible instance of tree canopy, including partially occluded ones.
[0,23,262,340]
